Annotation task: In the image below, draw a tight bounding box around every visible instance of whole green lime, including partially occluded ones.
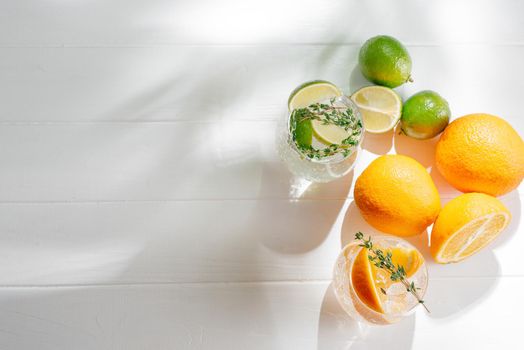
[359,35,412,88]
[401,90,451,140]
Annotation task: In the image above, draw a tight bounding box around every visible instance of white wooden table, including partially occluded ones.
[0,1,523,349]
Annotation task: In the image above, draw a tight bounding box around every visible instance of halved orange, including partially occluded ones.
[430,193,511,263]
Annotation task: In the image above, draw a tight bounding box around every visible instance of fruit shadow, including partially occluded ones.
[257,160,355,200]
[340,201,381,248]
[403,231,502,319]
[491,190,521,249]
[406,190,520,319]
[341,201,504,320]
[393,126,439,168]
[317,283,416,350]
[394,129,465,198]
[254,194,347,255]
[256,162,354,255]
[421,190,521,319]
[422,261,500,320]
[362,130,395,156]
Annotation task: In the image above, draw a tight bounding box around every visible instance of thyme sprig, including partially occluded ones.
[354,232,430,313]
[290,97,362,160]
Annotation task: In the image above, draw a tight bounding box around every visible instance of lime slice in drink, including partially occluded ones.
[294,118,313,148]
[351,86,402,133]
[288,80,342,110]
[311,120,351,145]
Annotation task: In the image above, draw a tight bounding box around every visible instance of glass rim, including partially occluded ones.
[286,94,364,165]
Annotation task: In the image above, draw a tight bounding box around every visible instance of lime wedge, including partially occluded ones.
[288,80,342,110]
[294,119,313,148]
[351,86,402,133]
[311,120,351,145]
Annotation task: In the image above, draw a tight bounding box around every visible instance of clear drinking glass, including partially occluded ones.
[333,235,428,325]
[277,83,364,183]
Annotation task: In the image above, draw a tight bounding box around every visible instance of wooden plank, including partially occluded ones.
[0,121,315,201]
[0,200,346,285]
[0,193,519,285]
[1,1,523,46]
[1,46,524,123]
[0,121,521,201]
[0,278,521,349]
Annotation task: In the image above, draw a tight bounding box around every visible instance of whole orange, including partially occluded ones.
[435,114,524,196]
[354,155,441,236]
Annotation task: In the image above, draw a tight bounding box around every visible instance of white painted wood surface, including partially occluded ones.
[0,0,522,348]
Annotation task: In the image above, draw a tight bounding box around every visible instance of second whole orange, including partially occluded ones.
[435,114,524,196]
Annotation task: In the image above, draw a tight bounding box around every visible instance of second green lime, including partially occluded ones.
[400,90,451,140]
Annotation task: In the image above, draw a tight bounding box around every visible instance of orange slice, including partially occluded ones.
[351,247,384,313]
[382,247,421,278]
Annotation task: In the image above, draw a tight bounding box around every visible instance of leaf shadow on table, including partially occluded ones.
[312,38,357,93]
[99,47,261,122]
[317,283,416,350]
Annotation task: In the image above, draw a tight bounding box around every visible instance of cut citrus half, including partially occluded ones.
[351,86,402,133]
[430,193,511,263]
[288,80,342,110]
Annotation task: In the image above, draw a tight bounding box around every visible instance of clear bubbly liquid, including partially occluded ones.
[276,96,363,183]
